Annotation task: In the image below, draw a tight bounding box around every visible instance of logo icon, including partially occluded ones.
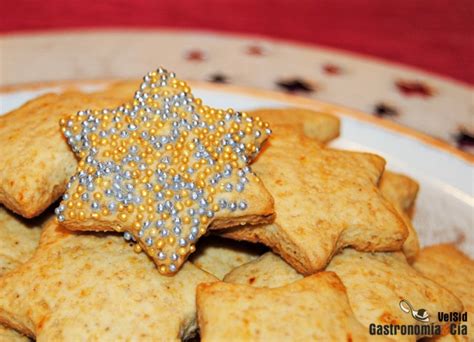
[399,299,430,322]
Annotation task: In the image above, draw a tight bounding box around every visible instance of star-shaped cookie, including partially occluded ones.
[220,126,408,274]
[190,235,265,279]
[56,68,274,274]
[247,108,340,143]
[197,272,384,341]
[0,326,28,342]
[224,251,302,288]
[380,171,419,216]
[0,206,44,341]
[0,92,125,218]
[0,219,217,340]
[413,244,474,341]
[327,249,463,341]
[0,206,43,275]
[97,80,140,101]
[225,249,464,340]
[380,171,420,261]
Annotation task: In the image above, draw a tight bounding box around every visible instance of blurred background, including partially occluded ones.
[0,0,472,151]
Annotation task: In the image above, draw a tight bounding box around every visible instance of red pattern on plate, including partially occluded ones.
[395,80,434,97]
[322,64,342,75]
[246,45,265,56]
[185,50,206,62]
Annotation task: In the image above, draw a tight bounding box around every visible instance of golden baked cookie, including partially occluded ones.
[327,249,463,341]
[97,80,141,101]
[190,236,265,279]
[413,244,473,341]
[220,126,408,274]
[197,272,387,341]
[248,107,340,143]
[223,251,302,287]
[380,171,420,261]
[0,92,124,218]
[0,325,29,342]
[380,171,419,215]
[225,249,464,341]
[0,206,42,342]
[0,220,217,341]
[0,206,43,275]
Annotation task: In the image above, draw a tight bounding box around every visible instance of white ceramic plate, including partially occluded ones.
[1,81,472,256]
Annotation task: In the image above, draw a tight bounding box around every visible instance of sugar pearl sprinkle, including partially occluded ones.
[56,67,271,275]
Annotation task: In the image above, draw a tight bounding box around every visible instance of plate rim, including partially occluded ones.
[1,28,473,89]
[1,78,472,164]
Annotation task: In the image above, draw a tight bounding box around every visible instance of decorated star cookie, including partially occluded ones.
[0,92,125,218]
[56,68,274,274]
[197,272,387,341]
[380,171,420,261]
[248,108,340,143]
[413,244,474,341]
[190,235,265,279]
[0,219,217,340]
[220,125,408,274]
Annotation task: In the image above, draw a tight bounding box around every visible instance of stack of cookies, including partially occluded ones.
[0,68,471,341]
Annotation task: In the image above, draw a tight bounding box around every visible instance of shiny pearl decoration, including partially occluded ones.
[56,67,271,275]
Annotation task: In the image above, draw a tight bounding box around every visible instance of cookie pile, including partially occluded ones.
[0,68,471,341]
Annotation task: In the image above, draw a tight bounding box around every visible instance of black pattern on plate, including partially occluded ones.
[373,102,399,117]
[276,79,315,94]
